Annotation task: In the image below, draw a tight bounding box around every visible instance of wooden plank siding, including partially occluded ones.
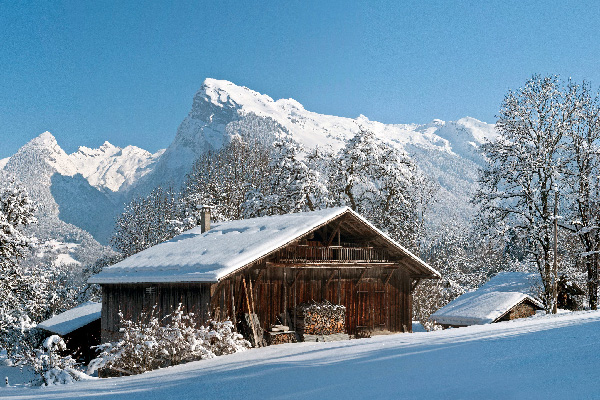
[211,264,413,336]
[101,266,413,341]
[101,283,211,342]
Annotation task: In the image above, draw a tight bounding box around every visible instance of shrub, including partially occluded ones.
[29,335,87,386]
[88,304,250,376]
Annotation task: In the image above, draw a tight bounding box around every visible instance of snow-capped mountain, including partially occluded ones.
[139,79,497,194]
[0,132,162,263]
[1,78,497,251]
[135,78,497,228]
[70,141,163,192]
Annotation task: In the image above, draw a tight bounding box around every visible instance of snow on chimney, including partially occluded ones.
[200,205,213,233]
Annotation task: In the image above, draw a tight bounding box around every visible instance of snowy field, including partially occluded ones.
[3,310,600,399]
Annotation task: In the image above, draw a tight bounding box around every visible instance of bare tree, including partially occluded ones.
[475,75,577,312]
[183,136,270,222]
[563,81,600,309]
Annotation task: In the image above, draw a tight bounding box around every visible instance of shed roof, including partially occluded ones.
[89,207,439,284]
[431,272,544,326]
[37,302,101,336]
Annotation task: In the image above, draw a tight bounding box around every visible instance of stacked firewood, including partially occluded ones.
[265,331,297,345]
[295,301,346,335]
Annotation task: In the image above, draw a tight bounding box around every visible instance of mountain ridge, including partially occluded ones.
[1,78,497,250]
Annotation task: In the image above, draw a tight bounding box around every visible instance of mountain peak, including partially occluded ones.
[199,78,274,110]
[100,141,117,150]
[28,131,58,147]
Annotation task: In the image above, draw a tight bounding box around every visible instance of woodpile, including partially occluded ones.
[265,331,297,345]
[295,301,346,336]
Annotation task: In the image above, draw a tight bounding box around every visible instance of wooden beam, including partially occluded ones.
[283,268,287,326]
[325,270,336,287]
[325,219,344,247]
[248,277,256,315]
[267,262,398,268]
[354,268,369,289]
[242,277,258,347]
[384,270,395,286]
[210,283,219,297]
[411,278,421,293]
[230,281,236,327]
[290,269,305,287]
[255,268,265,284]
[209,282,222,312]
[337,268,341,305]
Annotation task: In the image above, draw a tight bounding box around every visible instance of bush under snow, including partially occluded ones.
[88,304,250,376]
[28,335,88,386]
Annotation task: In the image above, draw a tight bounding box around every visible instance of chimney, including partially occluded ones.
[200,205,213,233]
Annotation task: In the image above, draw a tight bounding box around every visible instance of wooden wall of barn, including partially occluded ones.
[101,283,211,342]
[212,264,413,335]
[101,267,413,342]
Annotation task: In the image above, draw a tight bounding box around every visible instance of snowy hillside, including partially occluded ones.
[3,310,600,398]
[1,132,162,194]
[1,78,497,247]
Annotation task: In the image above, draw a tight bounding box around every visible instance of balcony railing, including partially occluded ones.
[275,245,390,264]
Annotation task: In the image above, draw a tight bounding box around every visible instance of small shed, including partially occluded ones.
[89,207,440,342]
[37,301,102,363]
[431,272,544,328]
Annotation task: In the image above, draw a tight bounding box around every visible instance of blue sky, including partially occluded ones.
[1,1,600,158]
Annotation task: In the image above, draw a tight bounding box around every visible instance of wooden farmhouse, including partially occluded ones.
[431,272,544,328]
[37,301,102,363]
[89,207,440,342]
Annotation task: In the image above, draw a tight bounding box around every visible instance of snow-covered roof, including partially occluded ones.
[475,271,542,296]
[431,272,543,326]
[89,207,439,284]
[37,302,101,336]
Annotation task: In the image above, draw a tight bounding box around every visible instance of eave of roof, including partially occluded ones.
[37,302,101,336]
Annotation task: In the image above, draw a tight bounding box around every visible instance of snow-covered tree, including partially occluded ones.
[0,182,36,261]
[562,80,600,309]
[329,128,432,250]
[0,182,40,355]
[112,187,191,258]
[244,138,330,217]
[88,305,250,376]
[28,335,86,386]
[475,75,577,312]
[183,136,270,222]
[79,253,123,302]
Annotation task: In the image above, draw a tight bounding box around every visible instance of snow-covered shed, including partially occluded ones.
[431,272,543,328]
[37,302,102,362]
[89,207,440,341]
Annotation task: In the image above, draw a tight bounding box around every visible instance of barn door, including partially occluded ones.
[355,279,370,334]
[355,277,386,334]
[373,278,387,331]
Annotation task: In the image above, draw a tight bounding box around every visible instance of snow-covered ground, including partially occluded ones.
[3,310,600,399]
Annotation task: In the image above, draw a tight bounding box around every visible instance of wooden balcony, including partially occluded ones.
[274,245,390,264]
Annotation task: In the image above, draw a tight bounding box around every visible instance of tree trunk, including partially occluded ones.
[588,254,598,310]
